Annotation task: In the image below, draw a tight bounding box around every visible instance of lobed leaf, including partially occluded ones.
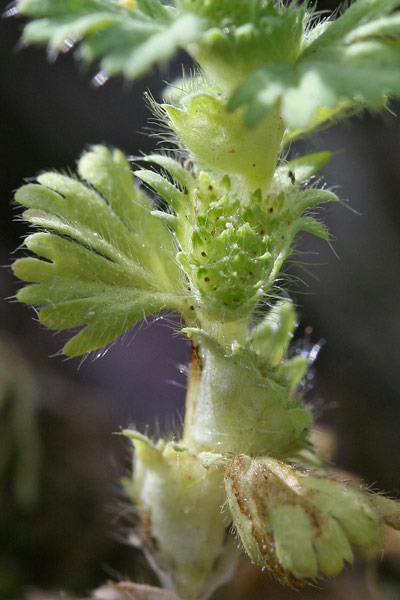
[134,169,184,213]
[303,0,400,55]
[229,0,400,131]
[17,0,202,79]
[13,146,186,356]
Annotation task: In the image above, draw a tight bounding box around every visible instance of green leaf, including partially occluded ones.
[303,0,400,55]
[17,0,202,79]
[250,300,297,368]
[228,62,296,127]
[13,146,186,356]
[134,169,184,212]
[228,0,400,131]
[144,154,193,189]
[282,41,400,129]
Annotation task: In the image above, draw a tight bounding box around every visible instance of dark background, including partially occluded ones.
[1,1,400,598]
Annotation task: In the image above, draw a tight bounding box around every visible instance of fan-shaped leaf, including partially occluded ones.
[17,0,202,79]
[13,146,186,356]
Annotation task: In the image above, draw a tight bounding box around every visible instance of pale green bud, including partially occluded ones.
[224,455,400,585]
[124,431,239,600]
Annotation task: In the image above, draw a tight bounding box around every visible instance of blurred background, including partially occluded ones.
[0,0,399,598]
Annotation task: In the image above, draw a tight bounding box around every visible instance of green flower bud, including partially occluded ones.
[124,431,239,600]
[179,183,273,322]
[136,148,337,327]
[224,455,400,585]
